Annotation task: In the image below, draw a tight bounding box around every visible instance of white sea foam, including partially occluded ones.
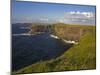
[50,34,78,44]
[50,34,59,39]
[12,33,32,36]
[62,39,78,44]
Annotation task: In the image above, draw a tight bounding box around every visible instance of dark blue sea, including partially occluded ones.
[12,23,73,71]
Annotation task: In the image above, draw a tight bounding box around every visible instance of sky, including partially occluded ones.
[12,1,96,25]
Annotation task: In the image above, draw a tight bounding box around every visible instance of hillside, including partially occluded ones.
[14,24,96,74]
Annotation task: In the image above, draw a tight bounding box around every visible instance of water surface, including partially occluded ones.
[12,24,73,71]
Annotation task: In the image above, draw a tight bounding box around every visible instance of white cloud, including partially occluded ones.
[58,19,66,23]
[76,11,81,14]
[64,11,95,25]
[70,11,76,14]
[67,11,95,18]
[40,18,49,22]
[69,11,81,15]
[82,12,94,18]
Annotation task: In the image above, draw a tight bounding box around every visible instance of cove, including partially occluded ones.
[12,24,73,71]
[12,33,73,71]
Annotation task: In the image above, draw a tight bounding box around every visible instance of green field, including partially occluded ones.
[13,24,96,74]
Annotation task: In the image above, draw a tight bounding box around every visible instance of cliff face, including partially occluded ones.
[51,23,95,42]
[52,25,81,41]
[29,25,49,34]
[29,23,95,42]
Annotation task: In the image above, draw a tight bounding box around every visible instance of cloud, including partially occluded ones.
[82,12,94,18]
[40,18,49,22]
[40,18,48,22]
[63,11,95,25]
[66,11,95,19]
[58,19,65,23]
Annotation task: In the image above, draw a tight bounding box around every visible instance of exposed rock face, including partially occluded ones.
[29,25,47,34]
[29,23,94,42]
[52,26,82,41]
[52,23,94,42]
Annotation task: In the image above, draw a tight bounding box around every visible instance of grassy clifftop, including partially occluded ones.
[14,24,96,74]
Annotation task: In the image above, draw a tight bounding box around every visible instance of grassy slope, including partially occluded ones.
[15,25,96,74]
